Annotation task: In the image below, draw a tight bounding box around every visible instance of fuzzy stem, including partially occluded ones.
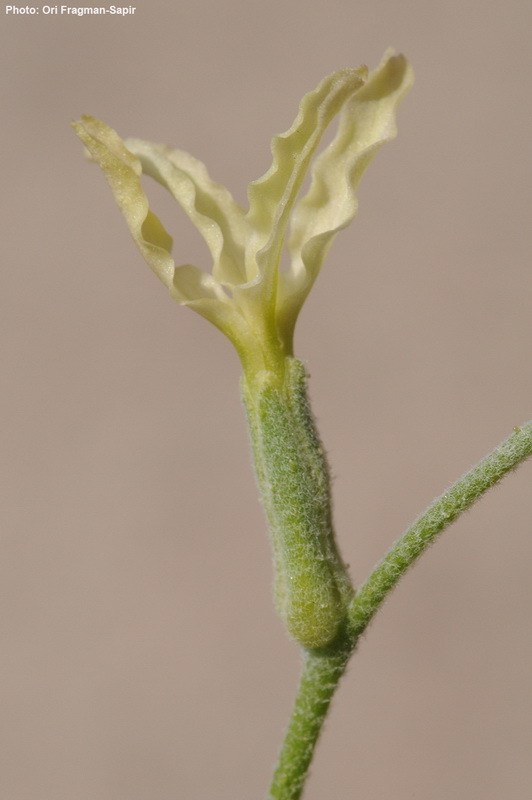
[268,637,352,800]
[348,420,532,638]
[268,421,532,800]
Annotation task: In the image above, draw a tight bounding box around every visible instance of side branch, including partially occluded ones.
[348,421,532,638]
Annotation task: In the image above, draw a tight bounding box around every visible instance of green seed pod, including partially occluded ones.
[243,358,353,649]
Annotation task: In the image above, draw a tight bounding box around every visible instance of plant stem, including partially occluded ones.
[348,420,532,638]
[267,636,352,800]
[267,421,532,800]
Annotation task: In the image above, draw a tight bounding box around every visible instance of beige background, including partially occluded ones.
[1,1,531,798]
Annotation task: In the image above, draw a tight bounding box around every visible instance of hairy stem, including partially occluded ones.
[267,637,352,800]
[348,421,532,637]
[268,421,532,800]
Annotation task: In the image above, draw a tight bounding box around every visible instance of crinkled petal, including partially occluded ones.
[277,52,414,342]
[72,116,175,290]
[73,117,249,343]
[244,67,368,306]
[171,263,227,302]
[125,139,250,288]
[171,263,253,347]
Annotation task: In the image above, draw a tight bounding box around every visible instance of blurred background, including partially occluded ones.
[1,1,531,798]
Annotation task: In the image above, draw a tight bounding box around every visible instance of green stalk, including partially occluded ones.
[268,640,352,800]
[349,421,532,637]
[267,420,532,800]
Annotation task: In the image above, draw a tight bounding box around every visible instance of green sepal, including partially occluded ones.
[243,359,353,649]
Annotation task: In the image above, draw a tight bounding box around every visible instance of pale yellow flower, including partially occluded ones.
[73,51,412,379]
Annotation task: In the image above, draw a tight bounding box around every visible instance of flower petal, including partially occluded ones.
[245,67,368,303]
[277,52,414,343]
[72,116,176,290]
[74,117,262,360]
[171,263,255,345]
[125,139,250,288]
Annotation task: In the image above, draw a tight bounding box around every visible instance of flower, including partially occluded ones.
[73,51,413,379]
